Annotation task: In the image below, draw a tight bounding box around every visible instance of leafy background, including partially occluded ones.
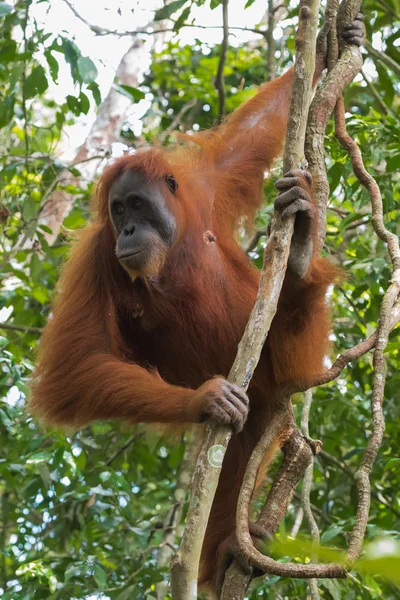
[0,0,399,598]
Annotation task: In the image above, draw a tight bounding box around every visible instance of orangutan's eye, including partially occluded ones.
[114,202,125,215]
[165,174,178,194]
[132,197,143,210]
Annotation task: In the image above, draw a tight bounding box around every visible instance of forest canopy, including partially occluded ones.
[0,0,399,599]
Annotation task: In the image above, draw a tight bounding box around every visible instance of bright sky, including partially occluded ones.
[29,0,274,153]
[32,0,378,158]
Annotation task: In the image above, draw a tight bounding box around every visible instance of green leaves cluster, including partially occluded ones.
[0,0,399,599]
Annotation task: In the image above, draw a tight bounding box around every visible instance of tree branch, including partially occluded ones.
[214,0,229,123]
[0,323,42,335]
[158,99,198,144]
[319,450,400,519]
[364,40,400,78]
[220,0,387,594]
[221,0,325,594]
[61,3,270,41]
[156,429,203,600]
[222,419,314,597]
[171,0,321,593]
[105,432,144,466]
[305,0,362,251]
[38,39,149,244]
[227,409,347,582]
[170,1,399,597]
[360,68,395,118]
[62,0,107,35]
[266,0,276,81]
[301,390,321,600]
[334,94,400,564]
[285,298,400,394]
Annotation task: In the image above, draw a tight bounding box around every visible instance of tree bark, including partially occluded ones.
[39,39,150,244]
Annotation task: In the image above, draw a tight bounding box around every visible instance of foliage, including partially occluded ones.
[0,0,399,599]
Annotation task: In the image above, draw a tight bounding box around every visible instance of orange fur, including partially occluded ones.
[30,65,336,592]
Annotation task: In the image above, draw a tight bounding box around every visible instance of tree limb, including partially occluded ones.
[364,40,400,78]
[319,450,400,519]
[171,0,399,597]
[360,68,395,117]
[266,0,276,81]
[220,0,324,595]
[171,0,321,594]
[214,0,229,122]
[38,40,151,244]
[222,419,314,597]
[334,94,400,564]
[301,390,321,600]
[156,429,203,600]
[0,323,42,335]
[305,0,362,251]
[158,99,198,144]
[288,298,400,393]
[226,410,347,583]
[62,0,106,35]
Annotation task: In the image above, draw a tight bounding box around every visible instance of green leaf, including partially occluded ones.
[24,66,48,99]
[0,93,15,128]
[270,536,346,564]
[386,154,400,172]
[358,556,400,584]
[77,56,98,83]
[338,212,366,233]
[65,564,81,582]
[38,463,51,489]
[36,231,50,254]
[115,83,145,102]
[329,162,344,193]
[0,3,12,16]
[383,458,400,471]
[66,95,78,114]
[37,224,53,235]
[115,586,137,600]
[320,524,345,544]
[16,380,30,395]
[45,50,59,82]
[0,408,13,430]
[68,166,81,177]
[32,287,49,304]
[155,0,188,21]
[78,91,90,114]
[0,39,16,62]
[88,81,101,105]
[63,207,86,230]
[376,63,395,106]
[66,92,90,115]
[93,564,107,589]
[174,5,191,30]
[342,447,364,460]
[26,450,52,464]
[112,472,132,494]
[320,579,341,600]
[62,38,81,83]
[9,64,24,92]
[49,575,58,593]
[23,197,37,222]
[245,0,257,6]
[30,253,42,283]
